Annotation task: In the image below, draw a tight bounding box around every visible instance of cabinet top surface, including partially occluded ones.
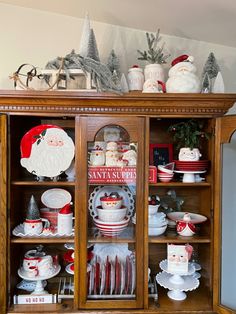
[0,90,236,116]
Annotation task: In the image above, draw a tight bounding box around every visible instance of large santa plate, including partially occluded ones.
[88,186,135,218]
[20,124,75,178]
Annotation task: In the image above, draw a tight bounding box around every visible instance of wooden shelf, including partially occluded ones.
[11,237,74,244]
[8,301,74,313]
[149,182,211,187]
[148,234,211,244]
[149,285,212,312]
[88,236,136,244]
[11,181,75,186]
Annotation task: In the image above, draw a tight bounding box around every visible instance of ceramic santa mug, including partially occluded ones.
[89,149,105,166]
[23,218,50,235]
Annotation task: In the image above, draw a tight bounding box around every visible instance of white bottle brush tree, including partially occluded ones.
[26,195,40,220]
[201,52,220,92]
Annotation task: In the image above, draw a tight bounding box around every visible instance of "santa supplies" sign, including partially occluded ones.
[88,166,157,184]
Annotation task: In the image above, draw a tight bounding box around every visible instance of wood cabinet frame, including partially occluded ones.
[0,91,236,314]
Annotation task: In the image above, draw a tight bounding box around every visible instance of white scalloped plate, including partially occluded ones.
[167,212,207,224]
[88,186,135,218]
[92,243,132,264]
[41,188,72,209]
[12,224,74,237]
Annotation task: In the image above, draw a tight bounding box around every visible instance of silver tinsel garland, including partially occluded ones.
[45,50,122,94]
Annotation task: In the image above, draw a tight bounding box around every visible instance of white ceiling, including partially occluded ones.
[1,0,236,48]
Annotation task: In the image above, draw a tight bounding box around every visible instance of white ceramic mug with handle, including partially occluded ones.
[23,218,50,235]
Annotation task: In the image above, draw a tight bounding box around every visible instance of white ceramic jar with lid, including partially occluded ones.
[127,65,144,91]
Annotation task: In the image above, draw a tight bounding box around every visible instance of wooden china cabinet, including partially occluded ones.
[0,90,236,314]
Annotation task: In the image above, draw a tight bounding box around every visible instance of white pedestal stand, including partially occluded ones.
[190,261,201,279]
[18,265,61,295]
[174,170,206,183]
[156,260,199,301]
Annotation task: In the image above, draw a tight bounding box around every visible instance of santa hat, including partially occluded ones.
[171,54,194,67]
[20,124,62,159]
[59,203,72,214]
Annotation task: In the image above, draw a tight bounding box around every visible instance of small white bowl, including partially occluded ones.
[157,173,174,182]
[148,224,167,236]
[97,206,127,222]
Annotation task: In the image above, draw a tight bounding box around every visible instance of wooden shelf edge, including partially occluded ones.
[149,182,211,187]
[148,234,211,244]
[11,237,74,244]
[88,237,136,244]
[11,181,75,186]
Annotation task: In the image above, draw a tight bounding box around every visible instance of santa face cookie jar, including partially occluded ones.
[20,124,75,180]
[166,55,200,93]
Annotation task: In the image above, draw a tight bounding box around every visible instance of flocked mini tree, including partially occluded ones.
[79,12,91,57]
[107,49,121,79]
[26,195,40,220]
[87,28,100,62]
[202,52,220,92]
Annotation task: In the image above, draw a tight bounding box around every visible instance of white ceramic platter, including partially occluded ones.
[89,186,135,218]
[41,188,72,209]
[167,212,207,224]
[18,265,61,281]
[12,224,74,238]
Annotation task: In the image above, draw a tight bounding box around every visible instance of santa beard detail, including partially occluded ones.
[21,130,75,178]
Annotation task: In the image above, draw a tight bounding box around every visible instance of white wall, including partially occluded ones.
[0,3,236,111]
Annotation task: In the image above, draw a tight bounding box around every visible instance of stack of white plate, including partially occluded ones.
[132,212,167,236]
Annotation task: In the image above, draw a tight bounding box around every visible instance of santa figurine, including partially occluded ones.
[166,55,200,93]
[20,124,75,180]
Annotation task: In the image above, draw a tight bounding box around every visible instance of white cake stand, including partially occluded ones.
[18,265,61,295]
[174,170,206,183]
[156,260,199,300]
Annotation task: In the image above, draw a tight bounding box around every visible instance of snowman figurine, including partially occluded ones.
[166,55,200,93]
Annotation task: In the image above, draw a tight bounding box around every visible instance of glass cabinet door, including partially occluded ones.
[214,116,236,314]
[76,116,145,309]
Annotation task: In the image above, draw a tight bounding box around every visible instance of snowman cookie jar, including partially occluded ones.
[166,55,200,93]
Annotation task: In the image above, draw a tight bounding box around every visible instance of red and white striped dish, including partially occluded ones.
[93,216,130,227]
[174,160,209,171]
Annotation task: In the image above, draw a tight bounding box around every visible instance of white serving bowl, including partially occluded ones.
[148,224,167,236]
[96,206,127,222]
[148,212,167,226]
